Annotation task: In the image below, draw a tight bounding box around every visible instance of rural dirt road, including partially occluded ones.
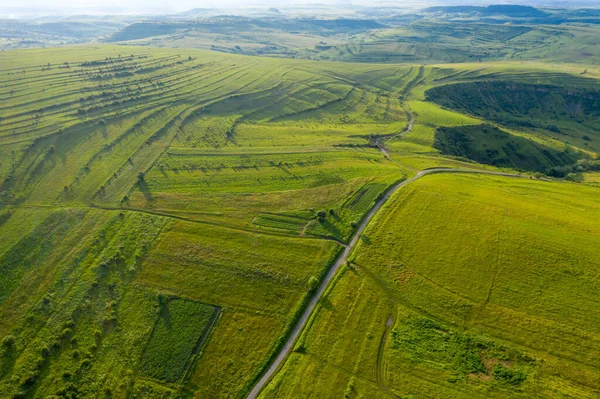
[246,167,524,398]
[376,108,414,158]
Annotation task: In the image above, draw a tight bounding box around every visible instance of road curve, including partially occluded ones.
[246,167,525,398]
[376,109,414,158]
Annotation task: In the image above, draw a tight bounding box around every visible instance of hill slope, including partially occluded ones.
[261,173,600,398]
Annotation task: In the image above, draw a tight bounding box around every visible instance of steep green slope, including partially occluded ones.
[433,124,582,173]
[425,81,600,150]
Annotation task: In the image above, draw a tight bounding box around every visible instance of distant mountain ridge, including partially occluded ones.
[423,5,548,18]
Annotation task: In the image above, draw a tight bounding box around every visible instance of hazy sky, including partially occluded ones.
[0,0,434,13]
[3,0,597,16]
[1,0,354,12]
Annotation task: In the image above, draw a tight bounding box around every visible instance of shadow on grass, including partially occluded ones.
[138,180,153,201]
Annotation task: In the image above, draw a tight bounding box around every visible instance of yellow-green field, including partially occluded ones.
[263,173,600,398]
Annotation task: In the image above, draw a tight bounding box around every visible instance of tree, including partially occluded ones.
[1,335,15,349]
[315,210,327,222]
[307,276,319,291]
[137,172,145,182]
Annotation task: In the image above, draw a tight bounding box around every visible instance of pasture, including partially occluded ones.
[262,173,600,398]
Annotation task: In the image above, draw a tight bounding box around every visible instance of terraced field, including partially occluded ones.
[0,45,418,398]
[0,43,599,399]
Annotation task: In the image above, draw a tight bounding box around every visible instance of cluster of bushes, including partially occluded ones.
[546,158,600,179]
[314,209,335,222]
[493,363,527,385]
[80,56,129,67]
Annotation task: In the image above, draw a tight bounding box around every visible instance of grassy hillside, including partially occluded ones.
[0,45,414,398]
[433,124,583,173]
[0,43,599,398]
[425,80,600,151]
[262,173,600,398]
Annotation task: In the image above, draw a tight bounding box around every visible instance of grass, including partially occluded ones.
[134,219,341,396]
[252,212,312,234]
[261,264,390,398]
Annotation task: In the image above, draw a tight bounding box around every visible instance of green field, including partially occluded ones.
[263,173,600,398]
[0,9,599,397]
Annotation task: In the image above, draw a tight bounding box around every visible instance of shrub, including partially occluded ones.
[2,335,16,349]
[307,276,319,291]
[492,363,526,385]
[565,173,583,182]
[40,346,50,358]
[547,124,561,133]
[21,371,39,387]
[315,210,327,222]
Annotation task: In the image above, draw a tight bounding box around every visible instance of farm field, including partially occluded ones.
[0,19,599,399]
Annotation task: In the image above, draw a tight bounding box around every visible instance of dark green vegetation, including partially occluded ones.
[390,316,534,386]
[139,298,218,382]
[433,124,582,173]
[0,9,599,397]
[426,81,600,146]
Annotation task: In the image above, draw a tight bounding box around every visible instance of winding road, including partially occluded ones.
[247,106,525,398]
